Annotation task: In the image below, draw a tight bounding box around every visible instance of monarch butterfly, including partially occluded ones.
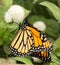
[9,19,53,57]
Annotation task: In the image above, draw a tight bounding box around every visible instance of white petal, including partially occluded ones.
[33,21,46,31]
[4,12,12,23]
[8,5,25,23]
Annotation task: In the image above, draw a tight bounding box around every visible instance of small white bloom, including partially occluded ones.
[8,5,25,23]
[32,57,41,63]
[4,5,25,23]
[4,12,12,23]
[33,21,46,31]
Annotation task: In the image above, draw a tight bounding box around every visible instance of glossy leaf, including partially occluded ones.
[40,1,60,21]
[13,57,33,65]
[51,53,60,65]
[53,37,60,57]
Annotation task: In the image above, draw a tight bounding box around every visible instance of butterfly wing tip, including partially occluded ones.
[9,45,30,57]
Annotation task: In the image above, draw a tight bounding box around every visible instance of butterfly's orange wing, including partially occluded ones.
[26,26,53,52]
[26,26,42,47]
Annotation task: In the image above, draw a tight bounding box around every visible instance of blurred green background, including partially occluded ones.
[0,0,60,65]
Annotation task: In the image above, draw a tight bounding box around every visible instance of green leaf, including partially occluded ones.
[39,1,60,21]
[51,53,60,65]
[0,0,13,43]
[53,37,60,57]
[54,37,60,50]
[3,33,13,45]
[2,0,13,9]
[0,21,18,46]
[46,27,60,39]
[13,57,33,65]
[0,28,6,45]
[13,0,33,10]
[0,39,3,46]
[50,62,60,65]
[0,0,13,22]
[3,45,11,55]
[6,23,18,33]
[0,0,13,10]
[24,8,30,20]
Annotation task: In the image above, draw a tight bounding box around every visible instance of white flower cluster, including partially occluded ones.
[4,5,25,23]
[33,21,46,31]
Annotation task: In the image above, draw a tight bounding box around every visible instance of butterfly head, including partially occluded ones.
[19,19,29,30]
